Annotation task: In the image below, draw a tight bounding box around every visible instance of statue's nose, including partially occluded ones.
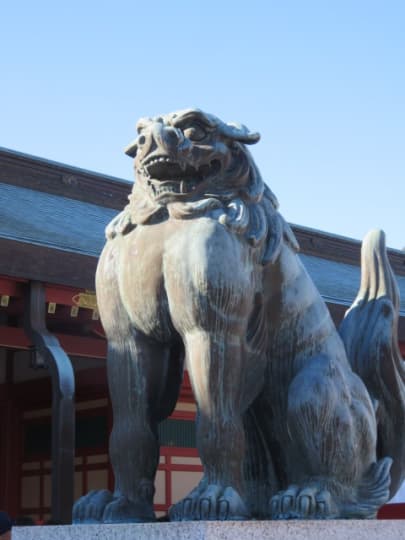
[139,122,183,154]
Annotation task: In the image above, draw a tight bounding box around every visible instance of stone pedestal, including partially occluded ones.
[11,520,405,540]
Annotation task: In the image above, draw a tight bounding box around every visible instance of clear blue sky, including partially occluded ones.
[1,1,404,249]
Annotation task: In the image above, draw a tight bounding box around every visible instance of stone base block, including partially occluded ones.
[12,520,405,540]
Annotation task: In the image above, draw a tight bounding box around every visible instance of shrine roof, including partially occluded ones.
[300,253,405,317]
[0,182,115,257]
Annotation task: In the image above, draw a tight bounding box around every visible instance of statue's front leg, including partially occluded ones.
[74,329,178,524]
[164,223,258,520]
[169,329,250,521]
[105,332,175,523]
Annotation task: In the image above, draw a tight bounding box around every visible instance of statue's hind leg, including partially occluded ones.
[269,356,391,519]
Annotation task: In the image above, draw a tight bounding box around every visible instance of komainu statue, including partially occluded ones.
[73,109,405,523]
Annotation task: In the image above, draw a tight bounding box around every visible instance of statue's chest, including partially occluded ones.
[118,223,172,340]
[118,219,243,340]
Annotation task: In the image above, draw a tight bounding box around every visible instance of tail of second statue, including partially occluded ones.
[339,229,405,498]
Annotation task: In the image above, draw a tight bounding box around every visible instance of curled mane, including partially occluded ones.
[107,143,299,265]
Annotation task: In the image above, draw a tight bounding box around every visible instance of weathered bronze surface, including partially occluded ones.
[73,109,405,523]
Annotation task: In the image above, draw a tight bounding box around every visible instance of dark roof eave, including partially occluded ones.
[0,237,98,290]
[293,225,405,277]
[0,146,132,210]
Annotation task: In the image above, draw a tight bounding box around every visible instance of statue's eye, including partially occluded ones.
[183,124,206,141]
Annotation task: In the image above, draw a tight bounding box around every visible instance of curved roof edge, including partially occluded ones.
[0,146,131,185]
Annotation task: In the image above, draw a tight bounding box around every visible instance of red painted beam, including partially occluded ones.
[0,327,106,358]
[45,284,84,306]
[0,276,25,297]
[0,276,96,311]
[0,327,31,348]
[378,502,405,519]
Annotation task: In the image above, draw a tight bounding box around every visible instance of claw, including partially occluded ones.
[218,499,230,520]
[298,494,312,516]
[73,490,114,524]
[270,495,280,516]
[315,490,331,517]
[169,483,249,521]
[281,495,294,514]
[199,498,211,520]
[270,485,339,519]
[182,498,193,520]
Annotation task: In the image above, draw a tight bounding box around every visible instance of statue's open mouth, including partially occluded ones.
[140,156,221,197]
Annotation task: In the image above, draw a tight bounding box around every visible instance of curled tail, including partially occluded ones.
[339,229,405,498]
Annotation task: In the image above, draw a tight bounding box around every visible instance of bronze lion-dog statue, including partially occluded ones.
[73,109,405,523]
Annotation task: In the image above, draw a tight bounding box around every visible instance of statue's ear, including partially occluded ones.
[125,116,153,157]
[218,122,260,145]
[124,140,138,158]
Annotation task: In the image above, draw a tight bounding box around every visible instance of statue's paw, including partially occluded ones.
[102,495,155,523]
[73,489,114,523]
[169,484,250,521]
[270,485,338,520]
